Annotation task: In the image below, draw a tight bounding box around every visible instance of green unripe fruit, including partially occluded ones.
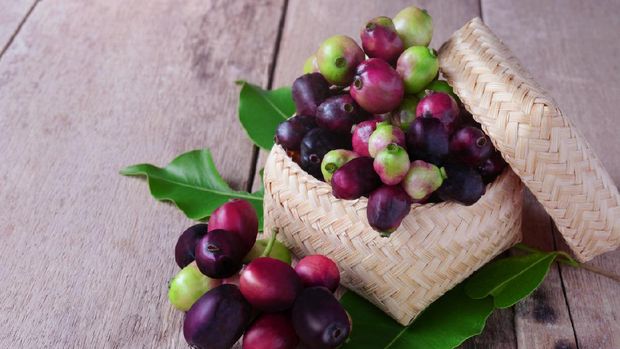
[303,54,319,74]
[373,144,411,185]
[317,35,365,86]
[416,80,461,104]
[321,149,359,183]
[168,262,218,311]
[401,160,447,202]
[396,46,439,94]
[391,95,419,131]
[393,6,433,47]
[244,238,292,265]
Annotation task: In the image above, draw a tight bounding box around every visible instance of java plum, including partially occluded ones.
[175,223,208,268]
[393,6,433,47]
[300,128,351,180]
[360,16,404,63]
[208,199,258,254]
[416,91,460,133]
[437,163,486,205]
[275,114,316,151]
[240,257,302,312]
[331,157,381,200]
[316,94,364,134]
[368,121,406,158]
[195,229,245,279]
[401,160,446,203]
[351,120,378,157]
[317,35,365,86]
[449,126,493,166]
[168,262,218,312]
[295,255,340,292]
[396,46,438,94]
[373,144,410,185]
[292,73,330,116]
[406,117,450,163]
[350,58,404,114]
[321,149,359,183]
[367,185,412,235]
[478,151,506,183]
[242,313,299,349]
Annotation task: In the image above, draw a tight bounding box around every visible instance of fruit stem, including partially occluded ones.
[260,228,279,257]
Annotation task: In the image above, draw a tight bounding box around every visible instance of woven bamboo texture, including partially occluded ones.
[439,18,620,262]
[264,145,523,325]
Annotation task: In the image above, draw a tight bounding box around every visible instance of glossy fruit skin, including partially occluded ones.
[292,73,330,116]
[321,149,359,183]
[240,257,302,312]
[360,16,404,64]
[317,35,365,86]
[243,238,292,265]
[478,151,507,183]
[316,94,364,134]
[390,95,419,131]
[416,91,460,133]
[368,122,406,158]
[331,157,381,200]
[416,80,461,105]
[183,284,252,349]
[449,126,493,166]
[303,54,320,74]
[275,114,317,151]
[195,229,245,279]
[351,120,378,156]
[175,223,208,268]
[242,313,299,349]
[437,163,486,205]
[406,117,450,163]
[401,160,446,202]
[373,144,410,185]
[393,6,433,47]
[292,287,351,349]
[295,255,340,292]
[208,199,258,254]
[367,185,412,235]
[300,128,351,180]
[396,46,439,94]
[168,262,219,312]
[350,58,404,114]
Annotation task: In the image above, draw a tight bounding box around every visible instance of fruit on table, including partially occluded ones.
[300,128,351,180]
[183,284,251,349]
[350,58,404,114]
[351,120,378,156]
[316,94,364,134]
[390,95,419,131]
[367,185,412,236]
[406,117,450,163]
[373,143,410,185]
[208,199,258,253]
[175,223,208,268]
[294,255,341,292]
[416,79,461,105]
[303,54,320,74]
[450,126,493,166]
[416,91,460,133]
[367,121,406,157]
[478,151,507,183]
[360,16,404,64]
[243,237,292,265]
[321,149,359,183]
[275,114,316,151]
[240,257,302,312]
[401,160,446,203]
[437,163,486,205]
[168,262,218,311]
[316,35,365,86]
[195,229,245,279]
[331,157,381,199]
[393,6,433,47]
[396,46,439,94]
[292,287,351,349]
[242,313,299,349]
[292,73,330,116]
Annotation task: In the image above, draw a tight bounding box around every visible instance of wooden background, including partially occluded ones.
[1,0,618,348]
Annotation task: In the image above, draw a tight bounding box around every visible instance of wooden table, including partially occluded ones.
[1,1,618,347]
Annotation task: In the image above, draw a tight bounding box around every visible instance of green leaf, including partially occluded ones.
[465,251,557,308]
[120,149,263,227]
[237,81,295,149]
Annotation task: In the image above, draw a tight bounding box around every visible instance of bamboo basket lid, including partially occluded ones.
[439,18,620,261]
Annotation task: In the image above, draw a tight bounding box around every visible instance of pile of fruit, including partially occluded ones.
[168,199,351,349]
[275,6,506,235]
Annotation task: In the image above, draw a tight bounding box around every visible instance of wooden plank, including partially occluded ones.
[483,0,620,348]
[0,0,37,52]
[0,0,284,347]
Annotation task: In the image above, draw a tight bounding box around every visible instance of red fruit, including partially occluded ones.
[331,157,381,200]
[242,313,299,349]
[449,126,493,166]
[350,58,404,114]
[208,199,258,253]
[295,255,340,292]
[416,92,460,133]
[240,257,302,312]
[367,185,412,236]
[360,16,404,63]
[351,120,378,156]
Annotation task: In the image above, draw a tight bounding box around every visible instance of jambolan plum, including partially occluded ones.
[416,91,460,134]
[240,257,302,312]
[393,6,433,47]
[331,157,381,200]
[195,229,245,279]
[168,262,219,312]
[367,121,406,157]
[373,144,410,185]
[242,313,299,349]
[396,46,439,94]
[401,160,446,203]
[367,185,412,236]
[300,128,351,180]
[321,149,359,183]
[351,120,378,157]
[437,163,486,205]
[208,199,258,254]
[360,16,404,64]
[478,151,507,183]
[317,35,365,86]
[316,94,365,134]
[275,114,316,151]
[449,126,493,166]
[292,73,330,116]
[175,223,208,268]
[295,255,340,292]
[406,117,450,163]
[350,58,404,114]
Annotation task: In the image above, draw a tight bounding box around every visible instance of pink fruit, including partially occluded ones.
[367,121,406,157]
[401,160,446,203]
[350,58,404,114]
[208,199,258,253]
[295,255,340,292]
[242,313,299,349]
[351,120,378,156]
[416,91,460,133]
[360,16,404,64]
[373,144,410,185]
[240,257,302,312]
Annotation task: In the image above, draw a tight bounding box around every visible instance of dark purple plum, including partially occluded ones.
[208,199,258,254]
[292,73,330,116]
[183,284,252,349]
[360,16,404,64]
[175,223,208,268]
[242,313,299,349]
[437,163,486,205]
[351,120,378,157]
[316,94,364,134]
[295,255,340,292]
[292,287,351,349]
[300,128,351,180]
[350,58,404,114]
[478,151,506,183]
[406,117,450,163]
[367,185,412,236]
[275,114,316,151]
[240,257,302,312]
[331,157,381,199]
[195,229,245,279]
[449,126,493,166]
[416,92,460,133]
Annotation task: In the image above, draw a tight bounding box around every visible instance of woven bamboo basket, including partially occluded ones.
[264,18,620,325]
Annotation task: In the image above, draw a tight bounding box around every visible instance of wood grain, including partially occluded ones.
[0,0,284,347]
[0,0,37,52]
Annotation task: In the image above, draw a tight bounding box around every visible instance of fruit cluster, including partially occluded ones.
[276,6,507,235]
[168,199,350,349]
